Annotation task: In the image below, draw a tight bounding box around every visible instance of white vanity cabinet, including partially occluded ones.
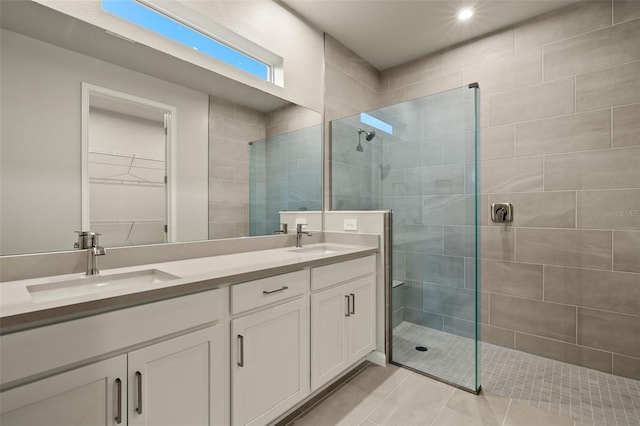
[0,289,227,426]
[0,325,224,426]
[0,355,127,426]
[230,270,310,426]
[310,256,376,391]
[127,324,225,426]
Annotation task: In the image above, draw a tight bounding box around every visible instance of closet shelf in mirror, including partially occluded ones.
[88,149,165,187]
[90,220,166,247]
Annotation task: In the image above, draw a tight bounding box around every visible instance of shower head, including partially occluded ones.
[355,128,375,152]
[357,128,376,141]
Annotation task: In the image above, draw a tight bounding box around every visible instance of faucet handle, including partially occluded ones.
[274,223,288,234]
[74,230,102,249]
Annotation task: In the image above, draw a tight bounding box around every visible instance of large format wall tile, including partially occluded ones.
[516,1,613,52]
[481,125,514,160]
[488,192,576,228]
[444,29,515,73]
[423,195,475,226]
[577,189,640,230]
[481,157,543,193]
[576,61,640,111]
[515,110,611,157]
[614,231,640,272]
[516,228,612,270]
[515,332,612,373]
[445,226,514,261]
[614,0,640,23]
[490,294,577,342]
[325,63,362,112]
[384,52,443,91]
[423,283,476,322]
[481,324,515,348]
[613,354,640,380]
[405,72,464,102]
[578,308,640,358]
[404,253,465,287]
[489,77,575,126]
[407,164,466,195]
[443,316,475,339]
[544,266,640,315]
[394,224,443,254]
[613,104,640,147]
[481,259,543,299]
[544,147,640,191]
[544,19,640,80]
[405,307,445,330]
[464,48,542,95]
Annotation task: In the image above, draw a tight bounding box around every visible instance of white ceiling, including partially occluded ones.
[281,0,585,70]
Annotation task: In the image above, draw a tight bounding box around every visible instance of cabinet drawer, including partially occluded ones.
[311,255,375,292]
[231,270,307,315]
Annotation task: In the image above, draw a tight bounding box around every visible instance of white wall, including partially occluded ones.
[36,0,325,112]
[0,29,209,255]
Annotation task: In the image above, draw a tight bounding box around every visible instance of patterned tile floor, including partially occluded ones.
[392,322,640,426]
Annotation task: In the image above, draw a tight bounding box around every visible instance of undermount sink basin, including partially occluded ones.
[27,269,180,303]
[287,245,344,256]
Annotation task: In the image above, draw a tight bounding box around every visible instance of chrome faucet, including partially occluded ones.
[296,224,312,248]
[74,231,107,275]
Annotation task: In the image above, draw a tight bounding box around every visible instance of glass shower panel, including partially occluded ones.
[331,85,480,392]
[249,124,322,236]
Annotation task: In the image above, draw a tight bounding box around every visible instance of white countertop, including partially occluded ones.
[0,243,378,333]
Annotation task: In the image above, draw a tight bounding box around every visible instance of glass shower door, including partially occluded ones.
[331,84,480,392]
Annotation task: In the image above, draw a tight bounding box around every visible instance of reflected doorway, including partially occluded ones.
[81,84,176,247]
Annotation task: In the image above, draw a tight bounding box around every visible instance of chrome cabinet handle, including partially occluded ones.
[237,335,245,367]
[350,293,356,315]
[345,295,351,317]
[115,378,122,424]
[263,286,289,295]
[135,371,143,415]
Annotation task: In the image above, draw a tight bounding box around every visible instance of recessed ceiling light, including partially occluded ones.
[457,7,474,21]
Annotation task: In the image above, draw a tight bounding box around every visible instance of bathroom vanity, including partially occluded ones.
[0,242,378,426]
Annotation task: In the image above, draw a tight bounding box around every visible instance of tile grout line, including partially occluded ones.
[502,398,513,426]
[360,368,411,425]
[428,388,456,426]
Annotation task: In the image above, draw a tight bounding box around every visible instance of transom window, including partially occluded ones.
[102,0,271,81]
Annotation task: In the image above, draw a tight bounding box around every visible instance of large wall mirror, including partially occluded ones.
[0,0,322,256]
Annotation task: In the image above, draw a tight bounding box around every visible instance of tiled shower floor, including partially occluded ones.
[392,321,640,426]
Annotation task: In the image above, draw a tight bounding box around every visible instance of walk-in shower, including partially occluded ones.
[331,84,480,392]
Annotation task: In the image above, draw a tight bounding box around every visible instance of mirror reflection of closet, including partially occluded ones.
[82,84,176,248]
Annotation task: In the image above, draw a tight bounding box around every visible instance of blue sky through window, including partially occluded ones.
[102,0,269,80]
[360,112,393,135]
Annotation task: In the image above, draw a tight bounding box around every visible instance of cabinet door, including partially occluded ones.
[0,355,127,426]
[128,324,226,426]
[310,283,349,391]
[348,275,375,364]
[231,297,309,426]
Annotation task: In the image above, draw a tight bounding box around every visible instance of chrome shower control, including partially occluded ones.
[491,203,513,223]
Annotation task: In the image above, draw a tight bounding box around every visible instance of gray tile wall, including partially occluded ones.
[209,96,265,239]
[325,1,640,379]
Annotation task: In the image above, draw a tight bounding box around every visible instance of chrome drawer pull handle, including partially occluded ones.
[345,295,351,317]
[263,286,289,295]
